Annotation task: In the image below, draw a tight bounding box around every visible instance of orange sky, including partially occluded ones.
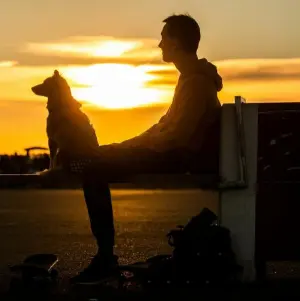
[1,0,300,154]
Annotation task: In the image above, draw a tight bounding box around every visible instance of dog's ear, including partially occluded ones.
[53,70,60,77]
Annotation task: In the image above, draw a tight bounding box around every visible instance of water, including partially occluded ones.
[0,189,217,277]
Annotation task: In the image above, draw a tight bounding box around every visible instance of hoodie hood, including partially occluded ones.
[197,58,223,92]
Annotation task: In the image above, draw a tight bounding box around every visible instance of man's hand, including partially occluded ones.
[36,169,49,176]
[36,167,79,187]
[36,167,64,178]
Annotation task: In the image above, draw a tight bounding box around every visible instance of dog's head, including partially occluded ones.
[31,70,71,97]
[32,70,81,111]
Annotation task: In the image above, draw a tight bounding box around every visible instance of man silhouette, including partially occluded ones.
[70,14,222,284]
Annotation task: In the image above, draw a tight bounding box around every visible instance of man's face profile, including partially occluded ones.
[158,24,178,63]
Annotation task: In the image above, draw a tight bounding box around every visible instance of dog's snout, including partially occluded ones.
[32,84,40,93]
[31,84,47,96]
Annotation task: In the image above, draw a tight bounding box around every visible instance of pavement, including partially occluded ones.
[0,189,217,300]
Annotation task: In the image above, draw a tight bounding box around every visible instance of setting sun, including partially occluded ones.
[64,63,173,109]
[22,37,175,109]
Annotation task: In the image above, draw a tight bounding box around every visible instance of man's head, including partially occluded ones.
[158,14,201,63]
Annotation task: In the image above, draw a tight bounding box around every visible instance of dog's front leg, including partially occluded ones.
[48,138,58,169]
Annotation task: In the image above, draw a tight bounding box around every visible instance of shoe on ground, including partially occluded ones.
[70,254,119,285]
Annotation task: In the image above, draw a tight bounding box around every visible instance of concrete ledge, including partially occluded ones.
[0,172,220,189]
[0,172,252,190]
[0,174,40,188]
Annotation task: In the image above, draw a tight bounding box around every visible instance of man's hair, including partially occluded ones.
[163,14,201,53]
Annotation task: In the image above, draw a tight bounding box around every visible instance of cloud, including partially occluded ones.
[147,69,179,77]
[2,36,300,85]
[216,58,300,82]
[1,34,300,105]
[213,58,300,103]
[15,36,162,67]
[24,36,142,57]
[5,54,163,67]
[145,78,177,87]
[0,61,18,67]
[145,58,300,87]
[224,70,300,81]
[144,68,179,87]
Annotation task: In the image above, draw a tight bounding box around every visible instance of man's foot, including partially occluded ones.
[70,254,119,285]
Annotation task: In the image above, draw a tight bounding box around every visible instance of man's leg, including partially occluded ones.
[70,145,187,283]
[82,176,114,259]
[81,146,186,251]
[70,176,117,284]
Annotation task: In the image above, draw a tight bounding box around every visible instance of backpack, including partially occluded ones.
[146,208,242,286]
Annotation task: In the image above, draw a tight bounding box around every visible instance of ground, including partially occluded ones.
[0,189,299,300]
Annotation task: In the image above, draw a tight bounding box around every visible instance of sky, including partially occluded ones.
[1,0,300,154]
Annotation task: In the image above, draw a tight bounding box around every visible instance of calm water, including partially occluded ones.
[0,189,217,277]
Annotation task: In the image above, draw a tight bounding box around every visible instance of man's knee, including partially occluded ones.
[82,172,107,187]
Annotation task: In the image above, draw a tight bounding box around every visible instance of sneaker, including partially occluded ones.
[70,254,119,285]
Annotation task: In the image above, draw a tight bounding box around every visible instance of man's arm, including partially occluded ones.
[117,75,214,151]
[140,112,168,135]
[147,75,213,152]
[118,112,168,147]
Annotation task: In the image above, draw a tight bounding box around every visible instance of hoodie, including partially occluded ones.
[120,58,222,153]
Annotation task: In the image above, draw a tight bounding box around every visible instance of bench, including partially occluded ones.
[0,96,259,281]
[0,96,247,189]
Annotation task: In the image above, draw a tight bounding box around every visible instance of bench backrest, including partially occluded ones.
[219,96,248,189]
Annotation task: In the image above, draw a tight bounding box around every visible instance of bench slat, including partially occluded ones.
[0,173,219,189]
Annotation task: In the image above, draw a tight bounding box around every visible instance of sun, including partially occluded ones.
[38,38,176,109]
[64,64,172,109]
